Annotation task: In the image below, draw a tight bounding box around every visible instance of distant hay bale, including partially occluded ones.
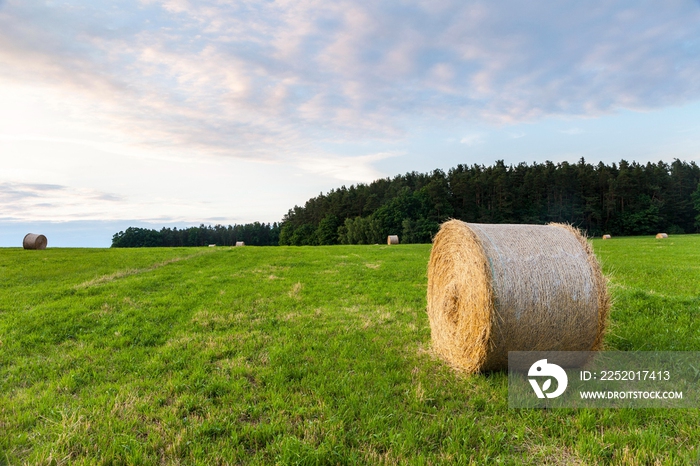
[602,234,612,240]
[427,220,609,373]
[235,241,245,247]
[655,233,668,239]
[208,244,216,247]
[387,235,399,245]
[23,233,47,250]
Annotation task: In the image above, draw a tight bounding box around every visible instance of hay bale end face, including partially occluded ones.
[602,234,612,240]
[23,233,48,250]
[387,235,399,245]
[235,241,245,247]
[427,220,609,373]
[656,233,668,239]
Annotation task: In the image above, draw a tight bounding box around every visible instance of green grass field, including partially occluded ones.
[1,237,700,465]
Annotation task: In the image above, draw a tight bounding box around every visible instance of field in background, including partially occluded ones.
[1,237,699,464]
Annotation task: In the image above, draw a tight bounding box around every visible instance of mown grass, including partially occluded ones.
[1,237,699,465]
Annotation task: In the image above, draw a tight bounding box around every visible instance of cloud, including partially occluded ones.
[0,183,65,201]
[0,182,123,221]
[1,0,699,179]
[295,152,401,183]
[560,128,584,135]
[0,179,247,223]
[460,134,485,146]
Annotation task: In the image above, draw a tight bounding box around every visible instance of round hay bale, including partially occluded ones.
[235,241,245,247]
[655,233,668,239]
[602,234,611,240]
[427,220,609,373]
[387,235,399,245]
[23,233,47,250]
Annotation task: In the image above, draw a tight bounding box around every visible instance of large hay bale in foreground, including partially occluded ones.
[23,233,47,250]
[427,220,609,373]
[387,235,399,245]
[655,233,668,239]
[602,234,612,240]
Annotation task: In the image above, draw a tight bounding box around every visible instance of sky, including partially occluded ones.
[1,0,700,246]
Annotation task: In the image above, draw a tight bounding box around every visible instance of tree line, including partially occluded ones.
[279,158,700,245]
[112,158,700,247]
[111,223,280,247]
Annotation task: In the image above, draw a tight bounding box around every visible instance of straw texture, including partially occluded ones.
[655,233,668,239]
[427,220,609,373]
[23,233,47,250]
[387,235,399,245]
[602,235,612,240]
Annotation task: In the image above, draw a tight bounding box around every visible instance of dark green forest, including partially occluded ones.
[112,158,700,247]
[280,158,700,245]
[111,223,280,247]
